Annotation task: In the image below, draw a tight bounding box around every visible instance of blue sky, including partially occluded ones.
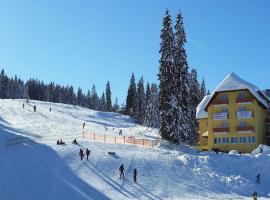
[0,0,270,103]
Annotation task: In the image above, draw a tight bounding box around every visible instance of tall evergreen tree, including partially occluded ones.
[173,11,190,142]
[158,10,176,142]
[0,69,8,98]
[200,78,207,100]
[99,92,106,111]
[144,83,159,128]
[90,84,99,110]
[77,87,83,106]
[112,97,120,112]
[105,81,112,111]
[125,73,137,117]
[188,69,201,144]
[207,89,211,95]
[136,77,146,124]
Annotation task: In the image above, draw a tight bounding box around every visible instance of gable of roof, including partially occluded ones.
[196,95,211,119]
[205,73,270,110]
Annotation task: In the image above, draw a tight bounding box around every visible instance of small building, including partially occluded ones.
[196,73,270,153]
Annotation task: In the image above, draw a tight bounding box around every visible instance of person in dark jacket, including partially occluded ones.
[133,168,137,183]
[34,105,36,112]
[83,122,86,129]
[119,164,125,179]
[79,148,84,161]
[86,148,90,160]
[256,173,261,184]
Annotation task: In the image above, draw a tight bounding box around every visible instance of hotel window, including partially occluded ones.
[231,137,234,144]
[222,107,228,113]
[218,138,221,144]
[214,138,217,144]
[239,106,246,112]
[226,137,229,144]
[234,137,238,143]
[240,121,247,127]
[243,137,247,143]
[221,121,229,128]
[238,92,246,99]
[248,136,252,143]
[221,94,228,100]
[240,137,243,144]
[223,137,226,144]
[252,136,256,143]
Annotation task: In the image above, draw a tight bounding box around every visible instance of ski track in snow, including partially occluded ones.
[0,99,269,200]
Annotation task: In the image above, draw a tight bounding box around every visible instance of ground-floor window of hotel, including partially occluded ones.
[239,136,256,144]
[231,137,238,144]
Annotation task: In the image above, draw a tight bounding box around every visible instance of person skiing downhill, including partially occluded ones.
[119,164,125,179]
[83,122,86,129]
[79,148,84,161]
[86,148,90,160]
[133,168,137,183]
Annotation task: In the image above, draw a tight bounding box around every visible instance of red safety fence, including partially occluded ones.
[83,132,159,147]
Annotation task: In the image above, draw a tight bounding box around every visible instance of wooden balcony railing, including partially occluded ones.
[237,126,254,132]
[212,99,229,105]
[236,98,253,103]
[213,127,229,133]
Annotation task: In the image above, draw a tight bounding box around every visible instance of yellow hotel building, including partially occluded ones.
[196,73,270,153]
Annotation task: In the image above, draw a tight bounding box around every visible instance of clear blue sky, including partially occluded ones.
[0,0,270,104]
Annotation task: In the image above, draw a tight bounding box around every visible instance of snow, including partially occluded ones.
[229,150,239,155]
[196,95,211,119]
[1,99,270,199]
[209,73,270,108]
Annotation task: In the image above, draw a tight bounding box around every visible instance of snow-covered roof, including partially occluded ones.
[260,89,270,102]
[206,73,270,109]
[196,95,211,119]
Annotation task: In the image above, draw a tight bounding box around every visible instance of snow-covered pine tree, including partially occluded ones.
[207,89,211,95]
[173,11,190,142]
[158,10,176,142]
[112,97,120,112]
[105,81,112,111]
[188,69,201,144]
[0,69,8,99]
[144,83,159,128]
[125,73,138,118]
[99,92,106,111]
[200,78,207,100]
[136,77,146,124]
[77,87,83,106]
[90,84,99,110]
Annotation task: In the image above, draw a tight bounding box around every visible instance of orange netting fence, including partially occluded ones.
[83,132,159,147]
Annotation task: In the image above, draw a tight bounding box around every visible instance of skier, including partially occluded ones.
[83,122,86,129]
[23,103,24,108]
[72,138,78,144]
[259,146,263,154]
[86,148,90,160]
[133,168,137,183]
[49,107,51,112]
[34,105,36,112]
[79,148,84,161]
[256,173,260,184]
[119,163,125,179]
[119,129,123,136]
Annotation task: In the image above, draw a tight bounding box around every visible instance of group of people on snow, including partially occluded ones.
[119,163,138,183]
[57,139,65,145]
[79,148,90,161]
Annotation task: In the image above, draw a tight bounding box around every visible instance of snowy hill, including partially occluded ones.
[0,99,270,200]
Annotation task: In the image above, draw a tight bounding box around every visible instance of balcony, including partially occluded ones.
[237,126,254,133]
[213,127,229,134]
[212,99,229,105]
[236,98,253,104]
[237,111,253,119]
[213,112,228,121]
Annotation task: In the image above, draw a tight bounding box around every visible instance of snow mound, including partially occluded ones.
[251,144,270,156]
[229,150,239,155]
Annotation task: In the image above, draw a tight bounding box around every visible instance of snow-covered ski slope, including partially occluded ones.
[0,99,269,200]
